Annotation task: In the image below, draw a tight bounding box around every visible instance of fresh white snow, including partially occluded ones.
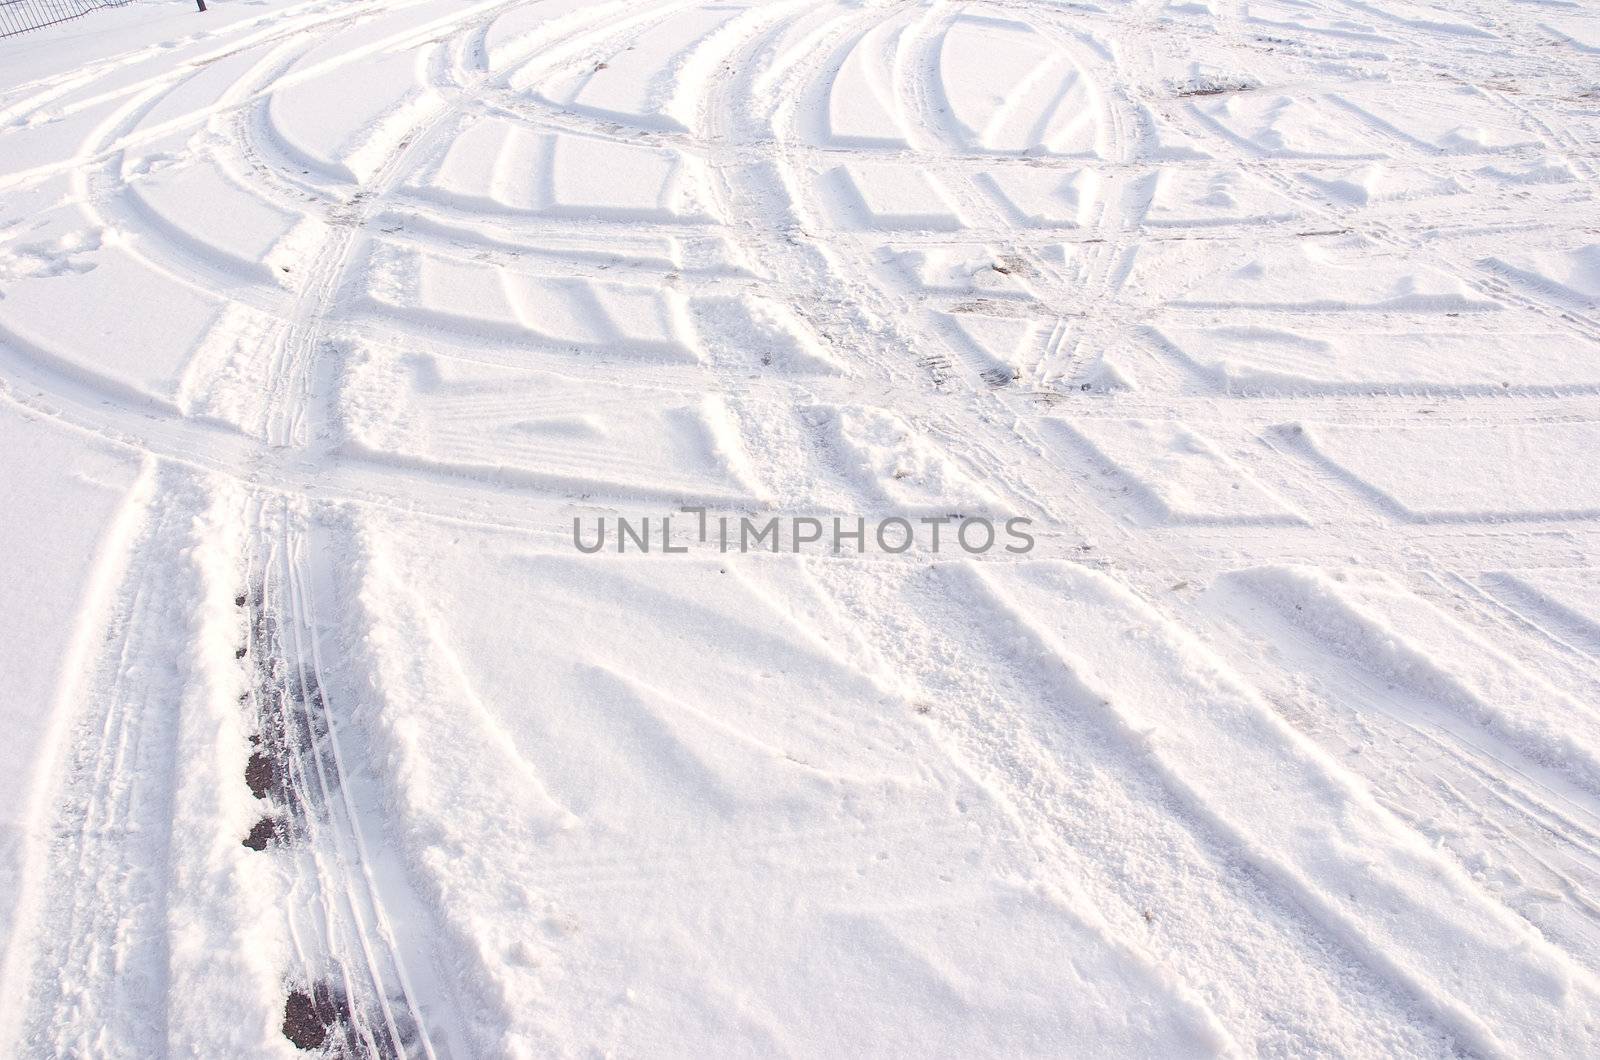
[2,0,1600,1055]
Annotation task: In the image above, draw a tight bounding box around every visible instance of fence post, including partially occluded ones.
[196,0,207,10]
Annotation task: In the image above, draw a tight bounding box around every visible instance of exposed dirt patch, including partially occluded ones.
[245,749,282,801]
[1169,74,1259,97]
[242,815,282,851]
[282,983,353,1051]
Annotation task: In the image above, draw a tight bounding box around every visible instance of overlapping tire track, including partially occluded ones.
[4,0,1600,1052]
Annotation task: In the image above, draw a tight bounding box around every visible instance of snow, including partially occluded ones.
[1304,422,1600,519]
[0,408,142,1029]
[1049,418,1305,525]
[3,0,1600,1054]
[822,162,968,231]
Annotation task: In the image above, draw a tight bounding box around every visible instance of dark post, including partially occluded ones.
[196,0,206,10]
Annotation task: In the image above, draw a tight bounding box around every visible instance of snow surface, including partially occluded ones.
[2,0,1600,1055]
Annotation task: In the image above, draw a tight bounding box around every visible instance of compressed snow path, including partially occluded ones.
[2,0,1600,1055]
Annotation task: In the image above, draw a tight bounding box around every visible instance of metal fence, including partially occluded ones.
[0,0,135,38]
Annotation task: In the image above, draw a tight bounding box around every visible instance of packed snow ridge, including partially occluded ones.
[1,0,1599,1054]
